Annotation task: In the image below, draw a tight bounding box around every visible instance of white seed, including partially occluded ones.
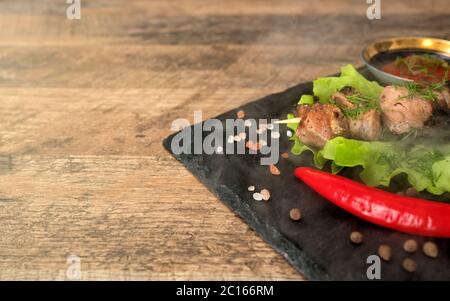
[271,131,280,139]
[216,146,223,154]
[253,192,263,201]
[260,189,271,201]
[267,124,275,130]
[287,130,293,137]
[234,135,242,142]
[227,135,235,143]
[244,120,252,127]
[248,186,255,192]
[238,132,247,140]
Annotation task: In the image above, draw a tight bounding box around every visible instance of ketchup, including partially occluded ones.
[382,54,449,84]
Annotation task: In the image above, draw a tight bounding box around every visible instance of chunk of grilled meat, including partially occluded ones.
[348,110,382,141]
[380,86,433,135]
[331,92,382,141]
[332,90,356,108]
[295,103,348,149]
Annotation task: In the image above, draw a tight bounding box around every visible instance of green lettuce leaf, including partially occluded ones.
[298,94,314,105]
[313,137,450,196]
[286,113,299,132]
[288,133,450,195]
[432,158,450,194]
[313,64,383,103]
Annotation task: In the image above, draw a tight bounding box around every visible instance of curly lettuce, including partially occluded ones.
[317,137,450,196]
[287,133,450,195]
[313,64,383,103]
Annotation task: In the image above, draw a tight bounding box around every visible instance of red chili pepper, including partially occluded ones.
[295,167,450,237]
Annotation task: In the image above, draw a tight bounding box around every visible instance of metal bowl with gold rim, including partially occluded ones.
[361,37,450,85]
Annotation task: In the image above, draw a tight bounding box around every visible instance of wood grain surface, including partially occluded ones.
[0,0,448,280]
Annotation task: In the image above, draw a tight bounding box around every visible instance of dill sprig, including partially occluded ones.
[396,54,449,76]
[400,128,418,141]
[333,91,380,119]
[404,69,448,102]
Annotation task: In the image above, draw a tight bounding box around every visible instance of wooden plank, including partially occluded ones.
[0,0,448,280]
[0,155,301,280]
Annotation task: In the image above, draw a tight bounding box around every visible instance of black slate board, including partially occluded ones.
[162,68,450,280]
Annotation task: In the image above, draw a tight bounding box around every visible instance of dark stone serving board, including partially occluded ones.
[162,68,450,280]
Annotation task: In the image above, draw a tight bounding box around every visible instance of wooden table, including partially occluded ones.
[0,0,448,280]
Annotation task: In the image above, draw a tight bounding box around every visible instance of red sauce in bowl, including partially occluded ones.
[381,54,449,84]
